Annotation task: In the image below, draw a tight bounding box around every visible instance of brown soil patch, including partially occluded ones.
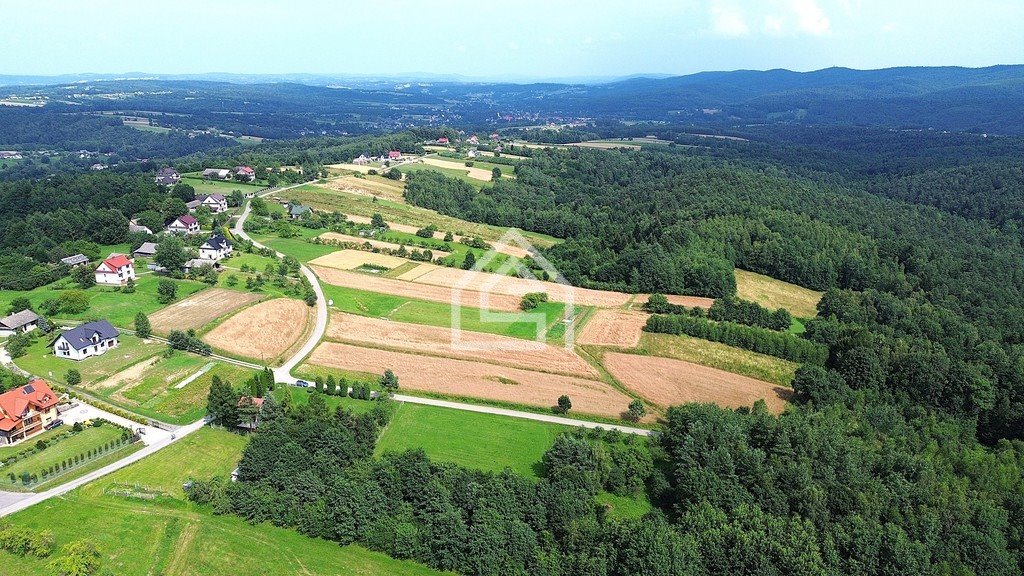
[309,249,411,270]
[316,175,405,202]
[87,356,160,392]
[603,352,790,413]
[203,298,312,362]
[410,267,631,307]
[309,342,632,418]
[326,312,598,377]
[318,232,450,258]
[149,288,262,334]
[735,269,821,318]
[578,310,649,347]
[634,293,715,309]
[312,265,523,312]
[345,215,529,258]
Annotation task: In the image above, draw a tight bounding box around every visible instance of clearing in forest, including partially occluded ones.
[309,342,635,419]
[317,232,451,258]
[578,310,649,348]
[308,249,411,271]
[602,351,790,413]
[638,332,798,387]
[326,312,599,378]
[735,269,822,318]
[203,298,312,362]
[148,288,262,334]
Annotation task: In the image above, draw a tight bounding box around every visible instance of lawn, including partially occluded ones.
[0,427,447,576]
[275,386,382,415]
[596,491,654,520]
[634,332,799,386]
[179,175,266,196]
[0,424,126,490]
[320,283,567,341]
[396,163,492,189]
[735,268,822,319]
[377,402,567,478]
[0,274,207,329]
[249,234,339,263]
[14,333,164,386]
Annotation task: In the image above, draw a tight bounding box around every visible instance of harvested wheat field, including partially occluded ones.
[326,312,598,377]
[316,175,405,201]
[312,266,523,311]
[634,293,715,309]
[578,310,649,347]
[309,249,411,271]
[310,342,634,418]
[603,352,790,413]
[410,267,632,307]
[318,232,451,258]
[735,269,822,318]
[345,215,530,257]
[149,288,262,334]
[203,298,312,361]
[394,263,437,281]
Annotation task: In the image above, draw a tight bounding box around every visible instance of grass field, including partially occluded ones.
[596,491,654,520]
[320,283,567,341]
[377,402,567,478]
[735,269,822,318]
[0,427,446,576]
[0,275,207,329]
[14,333,163,386]
[1,425,126,490]
[635,332,799,386]
[179,175,266,196]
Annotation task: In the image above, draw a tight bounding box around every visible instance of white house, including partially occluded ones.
[166,215,200,234]
[94,254,136,286]
[0,310,39,338]
[197,194,228,214]
[128,218,153,234]
[198,234,233,261]
[233,166,256,182]
[202,168,231,180]
[52,320,119,361]
[352,154,371,165]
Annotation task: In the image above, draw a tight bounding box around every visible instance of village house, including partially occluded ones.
[183,258,221,274]
[0,310,40,338]
[0,380,60,446]
[128,218,153,234]
[352,154,371,165]
[154,167,181,186]
[288,203,312,220]
[468,148,480,158]
[388,150,402,161]
[196,194,228,214]
[0,151,23,160]
[233,166,256,182]
[132,242,158,259]
[437,137,450,145]
[237,396,264,431]
[166,215,200,234]
[94,254,136,286]
[90,163,107,171]
[466,135,480,145]
[52,320,119,361]
[201,168,231,180]
[198,234,232,261]
[60,254,89,268]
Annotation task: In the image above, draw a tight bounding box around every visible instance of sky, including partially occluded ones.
[2,0,1023,80]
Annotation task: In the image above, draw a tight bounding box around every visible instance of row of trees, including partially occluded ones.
[644,313,828,364]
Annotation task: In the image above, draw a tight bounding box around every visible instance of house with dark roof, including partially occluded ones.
[94,254,135,286]
[199,234,233,261]
[129,218,153,235]
[52,320,119,361]
[154,167,181,186]
[288,203,312,220]
[60,254,90,268]
[185,199,202,212]
[166,215,200,234]
[0,380,60,445]
[0,310,40,338]
[133,242,158,258]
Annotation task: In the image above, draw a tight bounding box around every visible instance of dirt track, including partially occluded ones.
[326,312,598,377]
[602,351,790,413]
[309,342,633,418]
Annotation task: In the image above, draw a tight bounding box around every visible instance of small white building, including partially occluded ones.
[166,215,200,235]
[0,310,39,338]
[198,234,233,261]
[52,320,119,361]
[202,168,231,180]
[94,254,136,286]
[197,194,228,214]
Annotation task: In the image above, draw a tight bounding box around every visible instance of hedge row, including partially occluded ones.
[644,314,827,364]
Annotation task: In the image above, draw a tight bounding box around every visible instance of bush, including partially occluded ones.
[65,369,81,386]
[519,292,549,311]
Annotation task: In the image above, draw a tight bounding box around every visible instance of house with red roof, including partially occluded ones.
[233,166,256,182]
[388,150,402,160]
[437,137,450,145]
[94,254,136,286]
[166,214,200,235]
[0,380,61,446]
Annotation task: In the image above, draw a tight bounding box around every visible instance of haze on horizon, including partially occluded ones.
[2,0,1023,81]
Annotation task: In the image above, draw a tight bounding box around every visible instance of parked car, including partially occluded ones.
[44,419,63,430]
[295,380,311,388]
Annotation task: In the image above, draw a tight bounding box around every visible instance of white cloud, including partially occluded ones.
[710,1,750,37]
[789,0,831,35]
[762,15,784,35]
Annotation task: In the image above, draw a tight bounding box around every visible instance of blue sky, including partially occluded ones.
[2,0,1022,80]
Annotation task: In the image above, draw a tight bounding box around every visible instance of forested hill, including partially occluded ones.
[405,146,1024,443]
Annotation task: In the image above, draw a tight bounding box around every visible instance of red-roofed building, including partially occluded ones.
[388,150,402,160]
[0,380,61,445]
[94,254,136,286]
[237,396,265,431]
[166,214,200,235]
[437,137,449,145]
[233,165,256,182]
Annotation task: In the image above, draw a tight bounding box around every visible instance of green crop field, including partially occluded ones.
[0,274,207,329]
[0,427,446,576]
[635,332,799,386]
[320,283,567,341]
[377,402,567,478]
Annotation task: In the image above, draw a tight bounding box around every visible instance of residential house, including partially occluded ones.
[60,254,89,268]
[90,163,107,171]
[0,380,60,446]
[288,203,312,220]
[128,218,153,234]
[0,310,40,338]
[154,167,181,186]
[183,258,221,274]
[52,320,119,361]
[236,396,264,431]
[233,166,256,182]
[197,194,228,214]
[489,133,500,141]
[94,254,136,286]
[166,215,200,235]
[467,148,479,158]
[132,242,158,258]
[437,137,450,145]
[0,151,23,160]
[185,199,202,212]
[466,135,480,145]
[388,150,402,161]
[198,235,232,261]
[201,168,231,180]
[352,154,371,165]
